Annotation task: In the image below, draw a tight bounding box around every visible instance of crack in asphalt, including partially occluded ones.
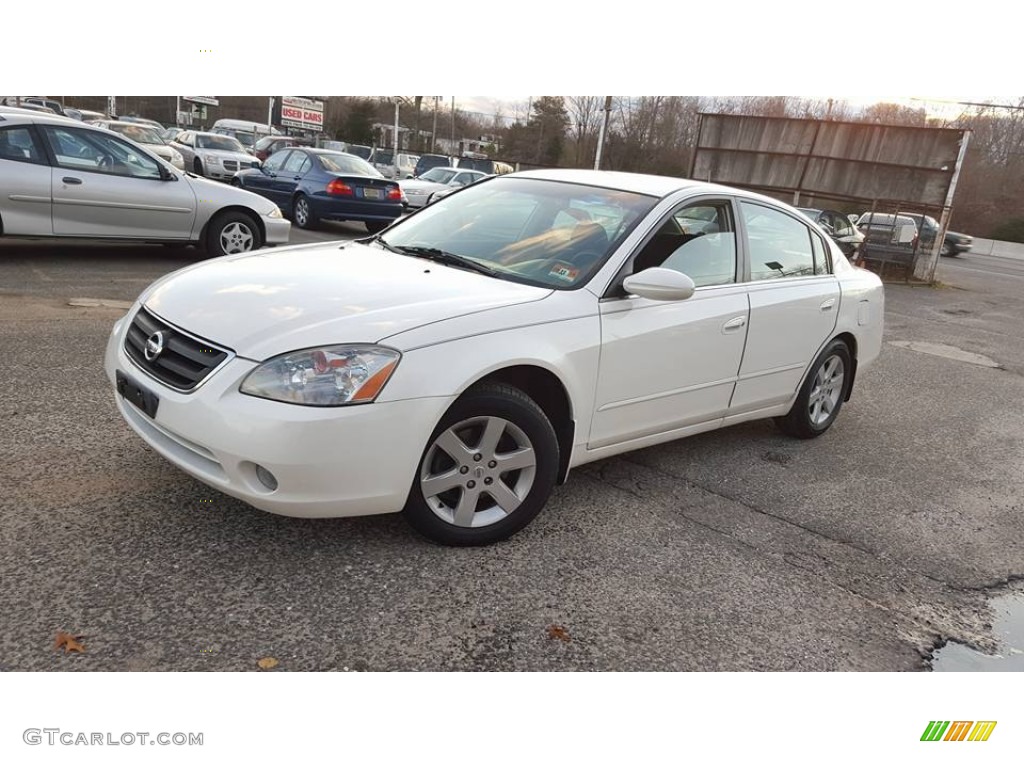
[580,455,1017,668]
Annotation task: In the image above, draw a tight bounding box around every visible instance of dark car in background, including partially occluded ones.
[797,207,864,259]
[344,144,373,161]
[232,148,404,233]
[254,135,314,162]
[898,211,973,257]
[413,153,453,178]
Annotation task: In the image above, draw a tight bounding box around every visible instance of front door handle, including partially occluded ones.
[820,298,836,312]
[722,316,747,333]
[62,176,83,185]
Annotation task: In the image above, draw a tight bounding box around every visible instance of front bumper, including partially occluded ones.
[104,311,448,519]
[261,214,291,245]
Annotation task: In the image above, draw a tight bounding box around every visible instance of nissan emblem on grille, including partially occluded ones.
[144,330,166,361]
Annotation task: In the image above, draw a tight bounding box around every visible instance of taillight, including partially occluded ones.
[386,185,402,201]
[326,179,353,196]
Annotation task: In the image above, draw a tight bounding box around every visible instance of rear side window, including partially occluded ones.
[0,126,46,164]
[741,202,816,280]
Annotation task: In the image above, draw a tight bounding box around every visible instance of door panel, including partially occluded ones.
[44,125,196,239]
[0,126,53,235]
[731,277,840,412]
[51,170,196,239]
[590,286,749,449]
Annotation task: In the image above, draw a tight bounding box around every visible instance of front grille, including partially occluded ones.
[222,160,239,172]
[124,307,231,392]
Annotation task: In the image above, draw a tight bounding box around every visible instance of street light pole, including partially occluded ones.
[594,96,612,170]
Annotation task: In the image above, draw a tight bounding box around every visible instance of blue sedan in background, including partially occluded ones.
[233,148,404,233]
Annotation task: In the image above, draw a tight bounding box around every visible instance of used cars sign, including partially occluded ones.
[280,96,324,132]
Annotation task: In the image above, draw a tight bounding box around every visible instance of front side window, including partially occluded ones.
[631,201,737,287]
[741,202,816,280]
[283,151,310,174]
[43,126,162,179]
[262,151,288,172]
[378,177,657,290]
[0,126,46,164]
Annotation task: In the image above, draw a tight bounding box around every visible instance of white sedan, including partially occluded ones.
[105,169,884,546]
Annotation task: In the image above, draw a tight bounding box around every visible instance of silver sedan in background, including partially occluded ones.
[93,120,185,169]
[399,166,488,208]
[171,130,261,180]
[0,107,289,256]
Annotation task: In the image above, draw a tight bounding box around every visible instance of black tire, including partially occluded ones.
[204,211,262,257]
[193,157,203,176]
[940,240,952,257]
[775,339,852,439]
[403,383,559,546]
[365,220,389,234]
[292,193,318,230]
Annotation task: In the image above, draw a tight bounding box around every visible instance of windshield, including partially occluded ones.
[373,150,394,165]
[318,152,381,176]
[107,124,164,144]
[197,134,246,152]
[348,145,372,160]
[378,177,657,290]
[420,168,457,183]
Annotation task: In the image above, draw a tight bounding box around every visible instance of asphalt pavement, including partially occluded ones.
[0,237,1021,671]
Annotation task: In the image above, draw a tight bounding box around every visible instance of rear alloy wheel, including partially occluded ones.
[205,211,262,257]
[940,241,952,257]
[292,194,318,229]
[403,383,559,546]
[775,339,851,439]
[365,220,389,234]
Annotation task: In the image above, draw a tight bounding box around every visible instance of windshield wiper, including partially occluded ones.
[365,234,404,254]
[391,245,499,277]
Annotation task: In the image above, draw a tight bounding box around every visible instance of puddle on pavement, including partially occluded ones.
[932,592,1024,671]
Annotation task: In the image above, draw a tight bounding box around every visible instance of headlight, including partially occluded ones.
[240,345,400,406]
[204,154,220,164]
[171,149,183,162]
[266,207,283,219]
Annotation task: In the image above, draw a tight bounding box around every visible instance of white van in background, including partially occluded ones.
[370,148,419,179]
[211,119,282,152]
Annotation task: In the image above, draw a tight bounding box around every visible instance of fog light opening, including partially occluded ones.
[255,465,278,491]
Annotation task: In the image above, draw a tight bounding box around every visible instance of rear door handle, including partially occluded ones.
[62,176,83,185]
[820,298,836,311]
[722,316,747,333]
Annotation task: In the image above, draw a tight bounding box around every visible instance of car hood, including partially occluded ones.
[180,172,280,216]
[140,241,551,360]
[146,143,178,159]
[196,149,256,162]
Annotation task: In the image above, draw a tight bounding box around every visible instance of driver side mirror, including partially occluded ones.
[622,267,696,301]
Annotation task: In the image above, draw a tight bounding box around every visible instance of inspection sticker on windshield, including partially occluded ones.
[549,263,579,282]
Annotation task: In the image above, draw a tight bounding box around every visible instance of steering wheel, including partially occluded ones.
[97,154,115,170]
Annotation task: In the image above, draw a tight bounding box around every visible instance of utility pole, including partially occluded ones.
[393,98,400,155]
[450,96,456,156]
[594,96,612,170]
[431,96,439,153]
[914,130,972,283]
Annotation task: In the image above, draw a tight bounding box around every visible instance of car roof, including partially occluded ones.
[0,106,88,125]
[508,168,764,201]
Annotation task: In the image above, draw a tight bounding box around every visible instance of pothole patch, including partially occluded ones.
[888,341,1002,369]
[932,592,1024,671]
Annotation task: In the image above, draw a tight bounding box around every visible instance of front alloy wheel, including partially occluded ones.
[404,383,558,546]
[205,211,263,257]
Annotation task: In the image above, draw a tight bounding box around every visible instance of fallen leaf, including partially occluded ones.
[257,656,279,670]
[546,624,571,642]
[54,631,86,653]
